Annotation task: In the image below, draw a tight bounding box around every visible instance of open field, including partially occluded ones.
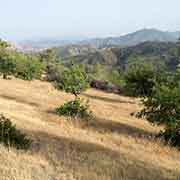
[0,78,180,180]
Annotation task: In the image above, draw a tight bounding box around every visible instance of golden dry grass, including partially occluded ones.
[0,78,179,180]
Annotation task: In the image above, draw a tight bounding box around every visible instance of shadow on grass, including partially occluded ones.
[82,93,135,104]
[83,116,156,140]
[0,94,39,107]
[46,108,155,140]
[26,129,180,180]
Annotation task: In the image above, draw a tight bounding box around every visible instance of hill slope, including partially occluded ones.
[82,29,180,48]
[0,78,180,180]
[61,41,179,71]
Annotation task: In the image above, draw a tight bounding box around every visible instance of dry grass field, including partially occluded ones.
[0,78,180,180]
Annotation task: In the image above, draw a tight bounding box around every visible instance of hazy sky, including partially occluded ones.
[1,0,180,41]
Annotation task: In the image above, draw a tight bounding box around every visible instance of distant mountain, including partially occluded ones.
[18,28,180,51]
[18,36,88,51]
[81,29,180,48]
[19,39,79,51]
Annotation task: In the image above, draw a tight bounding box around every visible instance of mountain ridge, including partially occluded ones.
[80,28,180,48]
[18,28,180,50]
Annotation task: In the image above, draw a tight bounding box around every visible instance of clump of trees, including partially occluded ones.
[0,39,43,80]
[125,59,180,148]
[15,54,43,80]
[56,63,90,118]
[137,68,180,147]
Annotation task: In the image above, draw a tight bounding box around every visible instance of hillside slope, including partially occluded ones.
[61,41,179,71]
[0,78,180,180]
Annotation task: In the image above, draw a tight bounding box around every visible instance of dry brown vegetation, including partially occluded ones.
[0,78,180,180]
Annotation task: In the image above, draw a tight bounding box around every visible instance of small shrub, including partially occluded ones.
[0,115,32,150]
[56,98,90,118]
[158,126,180,148]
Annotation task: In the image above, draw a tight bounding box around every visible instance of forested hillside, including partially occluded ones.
[56,41,179,71]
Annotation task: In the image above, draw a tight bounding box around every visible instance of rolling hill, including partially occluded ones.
[58,41,179,71]
[0,78,180,180]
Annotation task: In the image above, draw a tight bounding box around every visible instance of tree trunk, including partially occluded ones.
[3,74,7,79]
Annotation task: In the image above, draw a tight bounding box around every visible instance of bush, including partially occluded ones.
[0,115,32,150]
[56,98,90,118]
[136,67,180,148]
[137,80,180,127]
[159,126,180,148]
[124,63,156,97]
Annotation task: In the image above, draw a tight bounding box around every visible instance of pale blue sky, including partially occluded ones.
[1,0,180,41]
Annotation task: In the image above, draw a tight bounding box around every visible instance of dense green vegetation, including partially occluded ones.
[124,61,166,97]
[15,54,43,80]
[0,115,32,150]
[126,63,180,148]
[50,41,180,93]
[55,41,179,71]
[0,39,43,80]
[56,63,89,97]
[56,98,90,118]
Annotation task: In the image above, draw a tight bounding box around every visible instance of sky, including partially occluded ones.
[0,0,180,41]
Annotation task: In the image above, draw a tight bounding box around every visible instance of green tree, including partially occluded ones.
[0,40,15,79]
[60,63,89,97]
[56,63,90,118]
[136,67,180,147]
[124,62,157,97]
[137,83,180,128]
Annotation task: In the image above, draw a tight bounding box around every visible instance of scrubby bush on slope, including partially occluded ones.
[0,115,32,150]
[56,98,90,118]
[56,63,90,118]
